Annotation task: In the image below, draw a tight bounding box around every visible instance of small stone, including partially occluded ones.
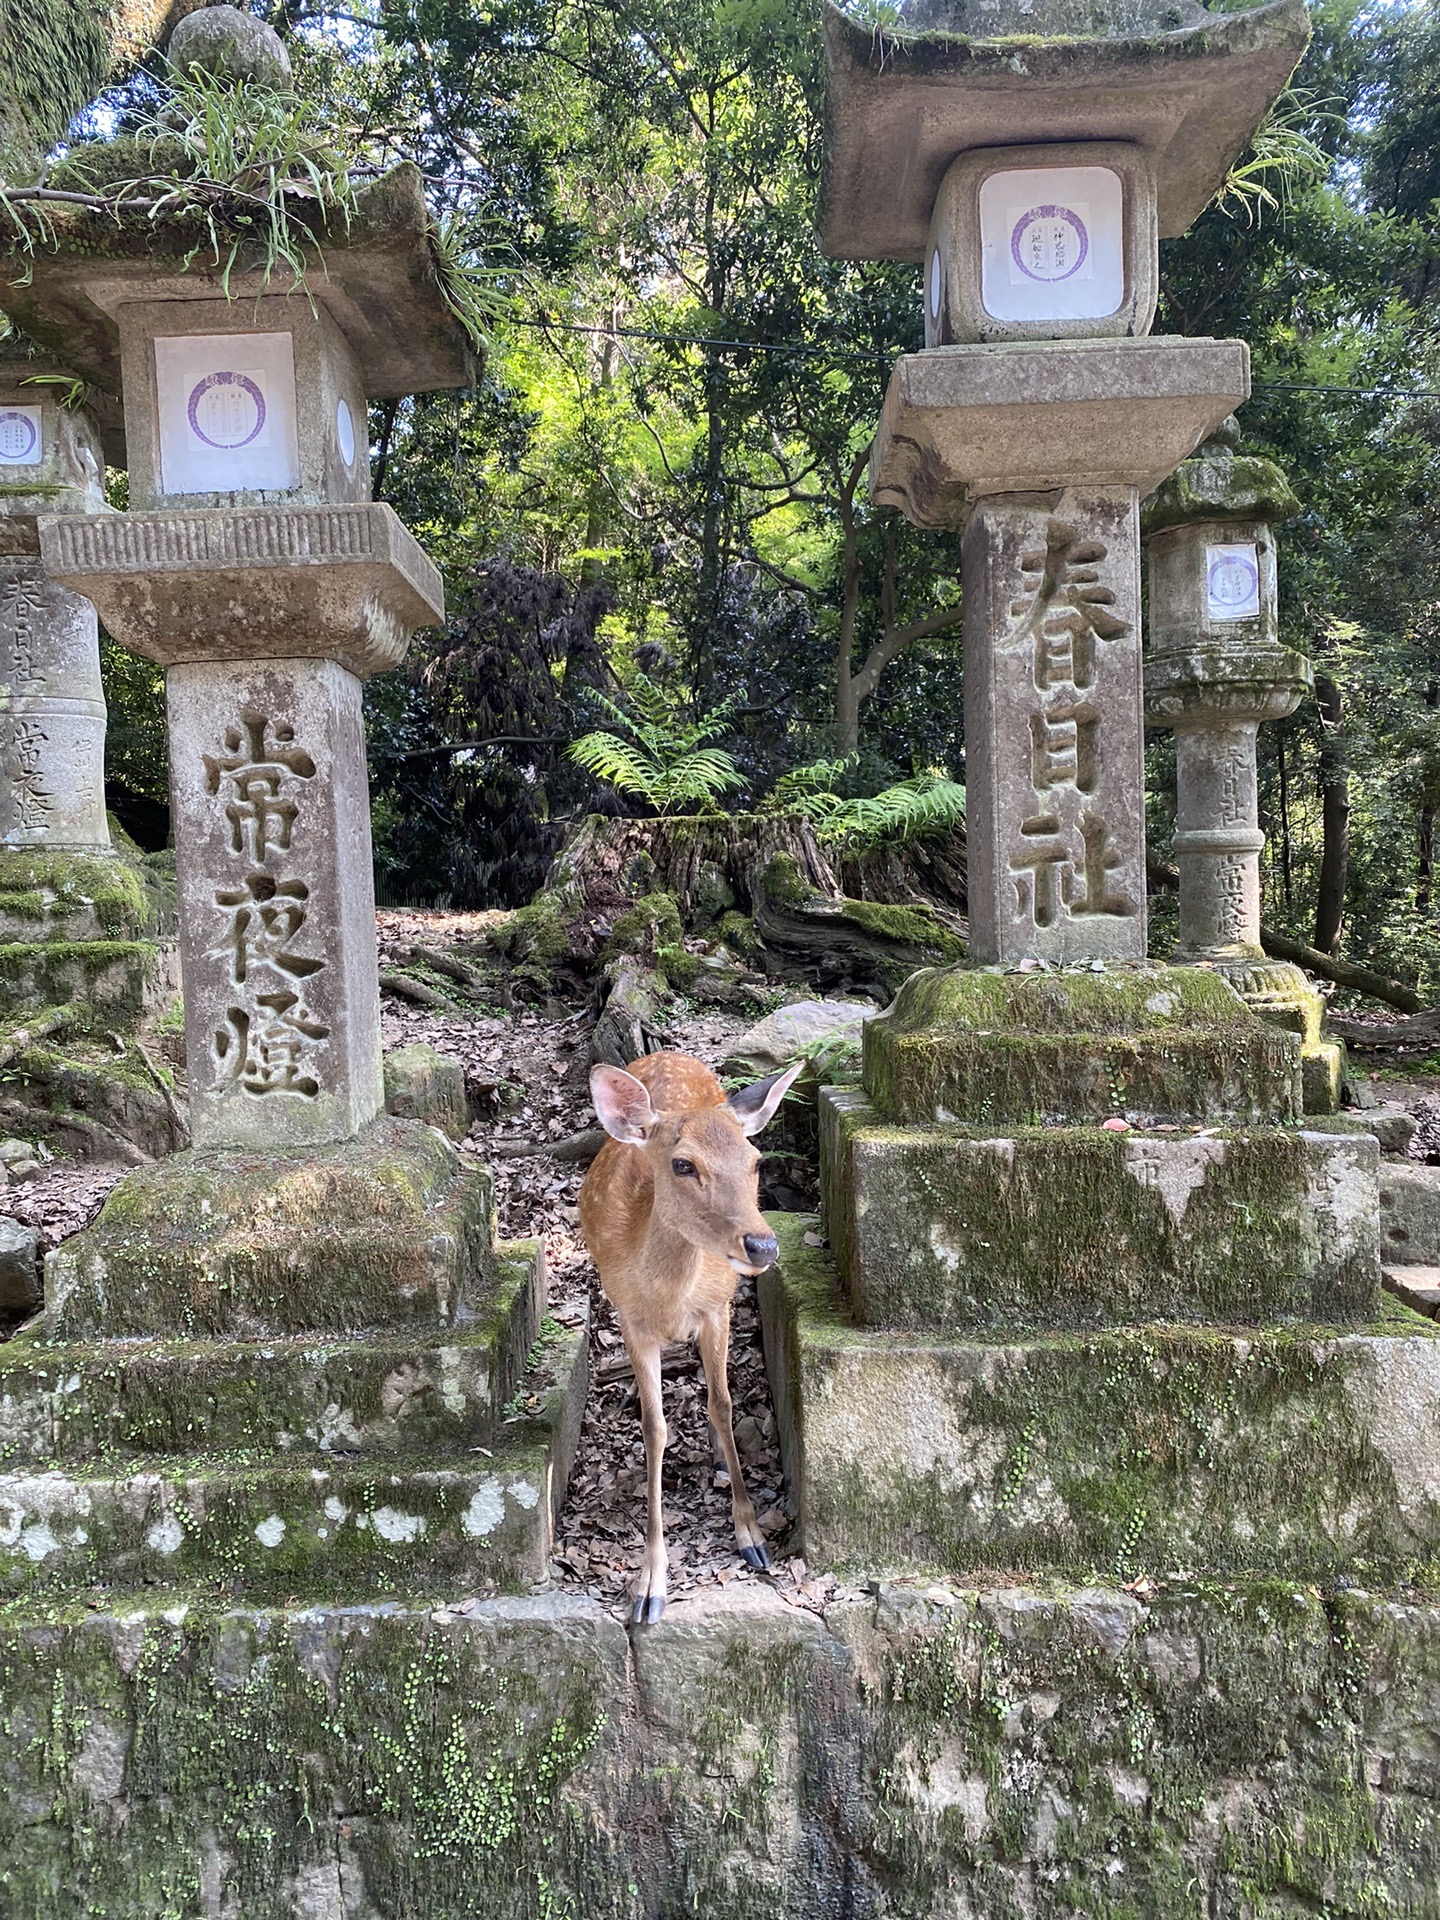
[733,1416,764,1458]
[0,1214,40,1317]
[168,6,293,91]
[1361,1109,1418,1157]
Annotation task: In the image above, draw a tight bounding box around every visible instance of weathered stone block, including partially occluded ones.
[167,656,386,1150]
[0,1323,585,1600]
[7,1574,1440,1918]
[821,1090,1379,1332]
[0,1215,39,1317]
[45,1117,497,1340]
[384,1041,469,1140]
[1382,1161,1440,1267]
[0,845,153,942]
[863,963,1301,1126]
[1302,1036,1346,1116]
[762,1218,1440,1582]
[0,1246,540,1463]
[0,937,165,1020]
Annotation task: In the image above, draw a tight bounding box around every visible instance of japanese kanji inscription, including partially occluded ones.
[963,488,1146,963]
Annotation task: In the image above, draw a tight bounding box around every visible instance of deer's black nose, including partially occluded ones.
[743,1232,778,1270]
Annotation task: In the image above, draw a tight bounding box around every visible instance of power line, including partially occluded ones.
[509,317,1440,399]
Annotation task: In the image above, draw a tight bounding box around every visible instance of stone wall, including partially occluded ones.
[4,1579,1440,1918]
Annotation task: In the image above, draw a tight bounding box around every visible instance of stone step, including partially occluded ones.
[1383,1264,1440,1320]
[0,1323,587,1600]
[0,1245,541,1463]
[1381,1161,1440,1267]
[0,937,166,1021]
[44,1117,499,1339]
[761,1215,1440,1584]
[821,1087,1381,1332]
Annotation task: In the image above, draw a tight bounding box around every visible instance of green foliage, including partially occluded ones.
[766,758,965,851]
[1215,91,1335,226]
[568,675,745,814]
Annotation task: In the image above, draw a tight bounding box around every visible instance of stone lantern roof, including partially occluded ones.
[1141,417,1302,533]
[819,0,1311,261]
[0,161,474,464]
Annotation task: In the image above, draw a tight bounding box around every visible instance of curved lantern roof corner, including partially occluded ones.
[819,0,1312,261]
[0,159,477,469]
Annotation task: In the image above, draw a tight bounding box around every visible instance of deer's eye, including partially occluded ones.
[671,1157,697,1178]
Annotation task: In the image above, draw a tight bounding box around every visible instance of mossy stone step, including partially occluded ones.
[45,1117,500,1339]
[0,1247,540,1464]
[821,1088,1380,1332]
[0,1324,586,1600]
[0,938,165,1022]
[760,1216,1440,1584]
[863,963,1301,1126]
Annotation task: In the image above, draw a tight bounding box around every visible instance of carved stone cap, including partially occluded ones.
[820,0,1310,259]
[1142,448,1300,535]
[869,334,1249,526]
[1144,640,1313,726]
[38,502,443,679]
[0,165,473,416]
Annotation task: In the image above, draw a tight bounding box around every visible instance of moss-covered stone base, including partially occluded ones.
[0,1248,540,1466]
[863,963,1302,1127]
[761,1217,1440,1585]
[0,843,154,944]
[0,1322,586,1602]
[821,1089,1381,1333]
[5,1575,1440,1918]
[47,1116,498,1340]
[0,937,168,1022]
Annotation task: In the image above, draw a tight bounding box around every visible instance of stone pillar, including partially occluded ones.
[964,485,1146,963]
[42,501,443,1150]
[0,372,111,850]
[168,656,382,1149]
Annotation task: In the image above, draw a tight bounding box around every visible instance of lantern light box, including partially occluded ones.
[924,141,1157,347]
[1205,542,1262,621]
[0,404,43,467]
[118,294,371,511]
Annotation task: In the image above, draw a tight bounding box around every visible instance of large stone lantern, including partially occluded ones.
[0,167,459,1150]
[825,0,1309,964]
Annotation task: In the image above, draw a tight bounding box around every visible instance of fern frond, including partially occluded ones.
[567,731,662,797]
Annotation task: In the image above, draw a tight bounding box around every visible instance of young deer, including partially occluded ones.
[579,1049,801,1624]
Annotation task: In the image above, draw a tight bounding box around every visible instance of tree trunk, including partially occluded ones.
[1313,667,1349,955]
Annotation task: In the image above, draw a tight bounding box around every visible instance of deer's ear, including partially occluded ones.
[727,1061,803,1137]
[590,1065,659,1144]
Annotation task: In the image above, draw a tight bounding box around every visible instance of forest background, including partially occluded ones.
[78,0,1440,999]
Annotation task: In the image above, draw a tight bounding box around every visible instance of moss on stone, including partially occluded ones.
[864,962,1302,1125]
[0,938,163,1023]
[46,1117,500,1341]
[841,898,966,963]
[0,847,151,939]
[762,1218,1440,1587]
[821,1092,1379,1332]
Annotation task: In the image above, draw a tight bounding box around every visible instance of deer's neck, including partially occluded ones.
[638,1210,706,1293]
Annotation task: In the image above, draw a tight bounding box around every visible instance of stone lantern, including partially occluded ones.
[0,12,589,1760]
[825,0,1309,964]
[1,158,458,1150]
[1143,416,1342,1106]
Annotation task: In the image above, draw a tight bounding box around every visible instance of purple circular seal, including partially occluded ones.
[1207,546,1260,610]
[0,410,39,462]
[1010,204,1089,284]
[186,370,266,450]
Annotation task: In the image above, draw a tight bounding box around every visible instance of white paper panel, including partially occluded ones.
[0,405,43,466]
[154,332,301,494]
[1205,542,1261,621]
[979,167,1125,325]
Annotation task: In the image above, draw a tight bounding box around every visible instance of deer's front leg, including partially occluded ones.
[626,1331,669,1624]
[697,1310,770,1571]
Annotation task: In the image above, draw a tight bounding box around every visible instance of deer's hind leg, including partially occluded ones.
[697,1309,769,1571]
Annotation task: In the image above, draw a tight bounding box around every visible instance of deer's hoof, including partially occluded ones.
[632,1591,666,1626]
[741,1542,771,1572]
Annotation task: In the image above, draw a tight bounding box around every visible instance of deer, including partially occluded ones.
[578,1049,802,1624]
